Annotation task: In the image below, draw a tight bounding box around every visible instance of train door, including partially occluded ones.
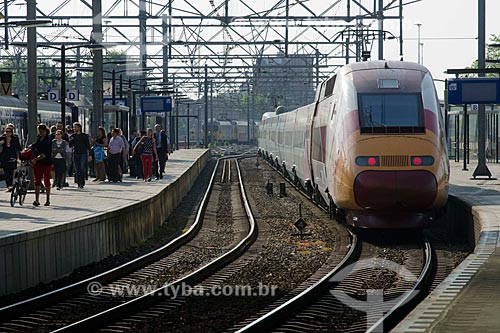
[311,75,336,199]
[306,81,325,184]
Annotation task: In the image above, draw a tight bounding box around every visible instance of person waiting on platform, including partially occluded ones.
[92,126,108,182]
[65,125,73,181]
[154,124,168,180]
[134,129,158,182]
[118,128,129,175]
[69,122,91,189]
[107,128,126,182]
[51,130,67,190]
[128,128,142,179]
[51,122,70,187]
[0,124,22,192]
[30,123,52,206]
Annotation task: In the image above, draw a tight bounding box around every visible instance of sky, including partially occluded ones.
[4,0,500,98]
[387,0,500,95]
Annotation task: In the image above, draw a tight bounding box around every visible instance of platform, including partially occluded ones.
[393,161,500,333]
[0,149,210,296]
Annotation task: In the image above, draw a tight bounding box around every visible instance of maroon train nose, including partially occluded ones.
[354,170,437,210]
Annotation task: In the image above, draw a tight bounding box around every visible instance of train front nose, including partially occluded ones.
[353,170,437,210]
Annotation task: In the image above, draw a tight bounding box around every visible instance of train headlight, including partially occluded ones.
[355,156,380,166]
[411,156,434,166]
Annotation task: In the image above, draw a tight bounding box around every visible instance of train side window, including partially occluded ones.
[312,127,322,162]
[324,76,336,98]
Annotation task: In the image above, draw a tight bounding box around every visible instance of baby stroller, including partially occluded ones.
[10,149,33,207]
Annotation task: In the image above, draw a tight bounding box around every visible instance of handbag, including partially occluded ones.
[94,146,106,163]
[134,142,144,155]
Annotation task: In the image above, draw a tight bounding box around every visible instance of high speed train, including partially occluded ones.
[258,61,449,228]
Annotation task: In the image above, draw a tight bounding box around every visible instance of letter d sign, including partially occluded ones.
[67,89,79,101]
[48,90,59,101]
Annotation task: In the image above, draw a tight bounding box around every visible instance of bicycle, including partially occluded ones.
[10,159,31,207]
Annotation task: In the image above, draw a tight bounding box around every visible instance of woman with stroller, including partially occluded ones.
[30,123,52,206]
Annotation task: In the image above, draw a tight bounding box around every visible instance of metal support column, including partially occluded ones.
[315,48,320,88]
[27,0,38,142]
[473,0,491,178]
[175,103,178,149]
[76,48,82,91]
[399,0,404,59]
[252,82,255,143]
[496,113,499,163]
[210,81,213,144]
[444,79,449,140]
[204,64,208,147]
[378,0,384,60]
[455,114,459,163]
[345,38,350,64]
[247,81,250,143]
[285,0,289,57]
[162,14,169,134]
[463,105,468,171]
[111,70,116,105]
[187,103,190,149]
[119,74,123,99]
[92,0,104,136]
[60,44,66,126]
[139,0,147,133]
[4,0,8,50]
[129,78,135,130]
[112,69,118,127]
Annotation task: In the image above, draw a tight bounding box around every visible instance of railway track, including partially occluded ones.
[0,155,256,332]
[237,234,435,333]
[92,157,354,332]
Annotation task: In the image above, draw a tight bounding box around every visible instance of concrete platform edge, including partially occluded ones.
[0,149,210,296]
[392,193,499,333]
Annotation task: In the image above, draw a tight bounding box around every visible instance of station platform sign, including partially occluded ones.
[448,78,500,104]
[140,96,172,113]
[104,97,128,106]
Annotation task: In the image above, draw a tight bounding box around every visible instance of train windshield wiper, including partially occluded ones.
[364,107,384,127]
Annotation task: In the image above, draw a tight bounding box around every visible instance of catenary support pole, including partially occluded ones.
[60,44,66,126]
[27,0,38,142]
[92,0,104,136]
[473,0,491,178]
[204,64,208,147]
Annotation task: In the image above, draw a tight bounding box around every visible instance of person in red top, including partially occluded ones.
[30,123,53,206]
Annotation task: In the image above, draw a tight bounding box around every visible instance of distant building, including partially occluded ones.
[253,52,315,111]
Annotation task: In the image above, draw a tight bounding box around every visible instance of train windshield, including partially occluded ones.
[358,94,424,134]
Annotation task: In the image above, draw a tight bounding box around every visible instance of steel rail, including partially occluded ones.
[236,231,359,333]
[366,237,435,333]
[52,155,258,332]
[237,236,433,333]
